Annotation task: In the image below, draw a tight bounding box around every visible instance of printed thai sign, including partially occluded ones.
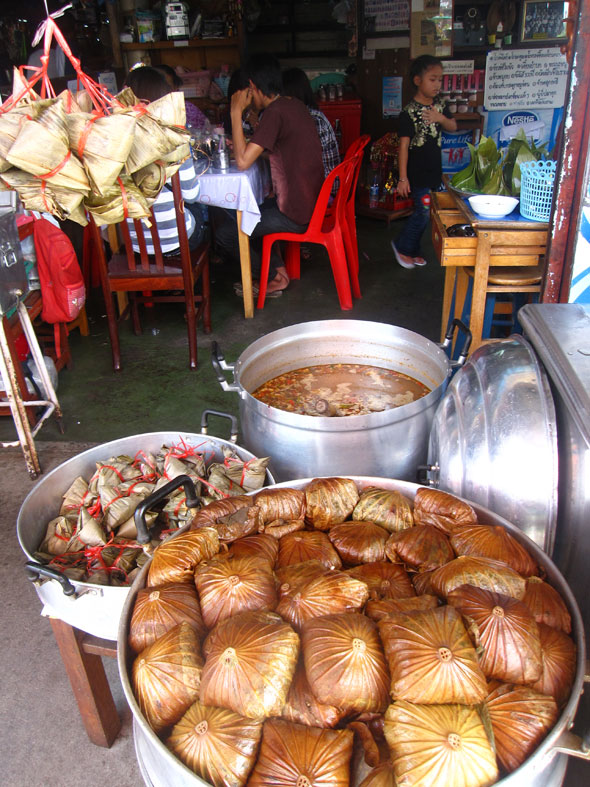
[484,48,568,110]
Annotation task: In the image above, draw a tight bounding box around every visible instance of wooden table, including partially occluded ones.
[197,160,270,319]
[432,188,549,351]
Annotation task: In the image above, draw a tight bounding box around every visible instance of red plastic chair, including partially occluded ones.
[341,136,371,290]
[257,157,359,310]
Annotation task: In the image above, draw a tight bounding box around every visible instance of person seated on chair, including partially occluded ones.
[213,54,324,297]
[123,66,205,255]
[282,67,340,181]
[154,64,211,133]
[222,68,259,137]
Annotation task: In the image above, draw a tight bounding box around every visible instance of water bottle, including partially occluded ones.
[369,174,379,209]
[216,134,229,170]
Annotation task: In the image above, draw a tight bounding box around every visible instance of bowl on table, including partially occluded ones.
[468,195,519,219]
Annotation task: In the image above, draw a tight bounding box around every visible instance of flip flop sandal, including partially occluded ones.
[413,257,428,267]
[234,282,284,299]
[391,240,415,269]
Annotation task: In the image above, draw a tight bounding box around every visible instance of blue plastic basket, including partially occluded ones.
[519,160,557,222]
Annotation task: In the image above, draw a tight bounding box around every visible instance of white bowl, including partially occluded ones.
[468,195,519,219]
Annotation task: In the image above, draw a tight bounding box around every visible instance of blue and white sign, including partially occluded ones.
[441,131,474,174]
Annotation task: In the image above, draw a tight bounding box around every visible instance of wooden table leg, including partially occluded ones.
[236,209,254,319]
[440,265,458,342]
[50,618,120,748]
[470,232,492,353]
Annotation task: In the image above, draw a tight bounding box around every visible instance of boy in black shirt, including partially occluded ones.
[392,55,457,269]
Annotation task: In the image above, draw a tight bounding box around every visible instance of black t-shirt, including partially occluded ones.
[397,97,453,190]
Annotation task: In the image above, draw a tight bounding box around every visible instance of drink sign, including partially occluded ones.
[484,48,568,110]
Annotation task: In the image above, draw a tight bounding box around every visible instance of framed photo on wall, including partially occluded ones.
[520,1,569,43]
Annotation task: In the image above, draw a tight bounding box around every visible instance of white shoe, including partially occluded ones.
[391,241,415,269]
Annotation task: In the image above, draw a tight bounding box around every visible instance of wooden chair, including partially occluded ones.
[89,172,211,371]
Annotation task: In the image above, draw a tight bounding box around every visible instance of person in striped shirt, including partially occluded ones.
[124,66,205,255]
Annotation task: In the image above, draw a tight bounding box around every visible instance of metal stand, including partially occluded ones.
[0,300,63,477]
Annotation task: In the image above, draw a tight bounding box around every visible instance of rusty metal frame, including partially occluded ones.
[543,0,590,301]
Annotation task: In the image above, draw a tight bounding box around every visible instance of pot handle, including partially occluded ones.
[416,463,438,486]
[441,319,472,367]
[200,409,238,443]
[551,729,590,761]
[25,561,76,596]
[211,342,240,393]
[134,474,200,545]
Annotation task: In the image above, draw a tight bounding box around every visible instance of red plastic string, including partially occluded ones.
[40,181,51,212]
[34,149,71,181]
[118,177,129,219]
[77,112,100,158]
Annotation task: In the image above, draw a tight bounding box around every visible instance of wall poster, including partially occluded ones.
[410,0,453,59]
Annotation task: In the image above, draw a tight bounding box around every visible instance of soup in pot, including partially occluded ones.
[252,363,430,417]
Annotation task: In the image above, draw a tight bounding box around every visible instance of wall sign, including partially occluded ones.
[484,48,568,110]
[364,0,410,32]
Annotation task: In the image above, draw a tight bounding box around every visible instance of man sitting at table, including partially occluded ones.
[214,54,324,297]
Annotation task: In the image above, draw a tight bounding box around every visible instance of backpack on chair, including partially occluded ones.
[33,218,86,357]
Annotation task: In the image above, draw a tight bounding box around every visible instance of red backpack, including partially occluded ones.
[33,218,86,325]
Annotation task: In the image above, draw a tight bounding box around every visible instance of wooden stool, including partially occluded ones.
[50,618,120,748]
[460,264,543,340]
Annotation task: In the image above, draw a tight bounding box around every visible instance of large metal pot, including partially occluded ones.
[424,335,559,555]
[213,320,469,482]
[17,414,275,641]
[118,477,588,787]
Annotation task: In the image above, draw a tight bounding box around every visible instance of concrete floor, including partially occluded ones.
[2,215,588,785]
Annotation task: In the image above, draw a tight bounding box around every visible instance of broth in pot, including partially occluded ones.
[252,363,430,417]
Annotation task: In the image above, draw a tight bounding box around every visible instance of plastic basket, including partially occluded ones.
[520,160,557,222]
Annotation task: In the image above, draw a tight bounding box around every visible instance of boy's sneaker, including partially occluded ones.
[391,241,415,269]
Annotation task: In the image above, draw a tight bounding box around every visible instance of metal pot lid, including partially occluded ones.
[426,335,558,554]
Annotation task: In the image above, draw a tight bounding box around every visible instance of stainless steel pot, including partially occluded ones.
[213,320,469,482]
[117,477,588,787]
[424,335,559,554]
[17,413,275,641]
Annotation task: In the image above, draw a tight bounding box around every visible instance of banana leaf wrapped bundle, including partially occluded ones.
[194,554,277,628]
[347,721,381,768]
[384,701,498,787]
[365,595,439,622]
[65,110,137,195]
[89,455,143,493]
[346,561,415,601]
[352,487,413,533]
[248,719,353,787]
[0,96,58,172]
[0,167,87,224]
[38,516,76,556]
[430,555,527,601]
[84,175,151,226]
[190,495,256,529]
[277,530,342,569]
[302,612,389,713]
[254,487,306,524]
[210,505,262,543]
[199,610,299,718]
[217,450,270,493]
[522,576,572,633]
[378,606,488,704]
[447,584,543,684]
[275,558,331,592]
[305,477,359,529]
[530,623,576,706]
[129,582,207,653]
[227,533,279,568]
[166,701,263,787]
[413,488,477,534]
[6,101,90,192]
[328,521,390,565]
[281,661,347,728]
[412,568,437,595]
[59,475,90,517]
[260,518,305,539]
[358,762,397,787]
[450,524,538,577]
[147,527,220,586]
[385,523,454,571]
[74,508,108,547]
[485,682,558,772]
[132,622,203,734]
[132,161,167,202]
[277,569,369,631]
